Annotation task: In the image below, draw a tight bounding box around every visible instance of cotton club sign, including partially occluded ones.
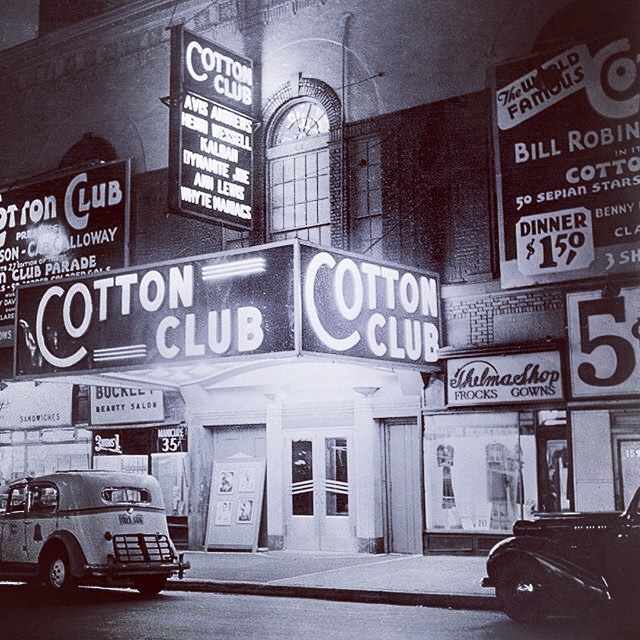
[14,240,441,377]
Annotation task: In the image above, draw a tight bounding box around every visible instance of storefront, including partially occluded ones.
[424,348,570,554]
[13,239,442,553]
[88,385,189,547]
[0,381,90,492]
[566,283,640,514]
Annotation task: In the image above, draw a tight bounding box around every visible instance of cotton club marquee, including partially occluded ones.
[14,240,441,378]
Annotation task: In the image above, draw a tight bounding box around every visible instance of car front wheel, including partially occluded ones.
[495,559,549,624]
[133,575,168,596]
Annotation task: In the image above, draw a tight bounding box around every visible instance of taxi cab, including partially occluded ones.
[0,470,189,595]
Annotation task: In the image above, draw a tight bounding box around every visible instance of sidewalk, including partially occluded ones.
[167,551,498,611]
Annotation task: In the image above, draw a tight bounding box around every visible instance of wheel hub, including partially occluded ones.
[50,559,66,588]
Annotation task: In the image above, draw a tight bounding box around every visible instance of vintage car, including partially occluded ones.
[482,486,640,623]
[0,470,189,596]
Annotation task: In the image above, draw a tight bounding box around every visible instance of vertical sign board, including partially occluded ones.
[493,35,640,288]
[169,26,254,230]
[0,159,130,342]
[567,285,640,399]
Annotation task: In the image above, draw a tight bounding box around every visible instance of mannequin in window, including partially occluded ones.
[436,444,461,529]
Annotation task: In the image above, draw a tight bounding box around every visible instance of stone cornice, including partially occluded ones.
[0,0,330,87]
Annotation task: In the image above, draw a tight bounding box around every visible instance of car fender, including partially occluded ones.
[39,530,88,578]
[487,537,612,602]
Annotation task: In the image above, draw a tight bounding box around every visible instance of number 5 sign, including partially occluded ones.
[567,286,640,398]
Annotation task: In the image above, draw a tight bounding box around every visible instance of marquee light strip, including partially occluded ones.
[93,344,147,362]
[201,257,266,281]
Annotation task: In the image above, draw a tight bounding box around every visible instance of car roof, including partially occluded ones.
[9,470,164,510]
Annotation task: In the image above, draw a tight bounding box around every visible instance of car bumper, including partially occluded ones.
[85,553,190,580]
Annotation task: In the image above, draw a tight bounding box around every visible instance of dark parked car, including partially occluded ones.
[482,487,640,623]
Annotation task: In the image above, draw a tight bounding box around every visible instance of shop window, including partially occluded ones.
[325,437,348,516]
[291,439,313,515]
[350,136,383,258]
[267,100,331,244]
[426,411,573,534]
[426,413,535,533]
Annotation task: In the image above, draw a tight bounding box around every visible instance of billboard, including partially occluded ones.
[567,285,640,399]
[0,160,130,338]
[14,240,441,377]
[169,26,253,230]
[493,35,639,288]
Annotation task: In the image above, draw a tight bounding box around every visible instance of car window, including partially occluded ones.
[6,485,27,513]
[102,487,151,504]
[29,484,59,513]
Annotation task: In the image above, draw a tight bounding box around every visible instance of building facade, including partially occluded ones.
[0,0,638,554]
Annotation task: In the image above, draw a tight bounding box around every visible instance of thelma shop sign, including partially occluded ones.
[446,350,564,406]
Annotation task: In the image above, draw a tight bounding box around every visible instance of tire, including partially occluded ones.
[133,575,168,596]
[495,559,549,624]
[40,548,78,596]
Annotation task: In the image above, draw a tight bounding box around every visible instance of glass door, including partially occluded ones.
[286,430,356,551]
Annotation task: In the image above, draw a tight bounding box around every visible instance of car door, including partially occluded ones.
[0,483,29,565]
[24,482,59,563]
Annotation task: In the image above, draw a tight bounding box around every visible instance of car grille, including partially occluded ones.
[112,534,175,563]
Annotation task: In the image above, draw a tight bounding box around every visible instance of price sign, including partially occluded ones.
[567,286,640,398]
[516,207,594,277]
[157,425,188,453]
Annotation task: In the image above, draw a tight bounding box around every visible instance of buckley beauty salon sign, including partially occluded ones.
[169,26,254,230]
[446,351,564,406]
[90,385,164,426]
[14,240,441,377]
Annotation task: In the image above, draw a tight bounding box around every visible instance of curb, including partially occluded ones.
[166,579,500,611]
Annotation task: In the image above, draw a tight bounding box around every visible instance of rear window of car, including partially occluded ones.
[102,487,151,504]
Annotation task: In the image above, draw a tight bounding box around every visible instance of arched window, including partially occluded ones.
[267,99,331,244]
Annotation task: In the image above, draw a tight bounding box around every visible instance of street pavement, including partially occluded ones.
[167,550,498,610]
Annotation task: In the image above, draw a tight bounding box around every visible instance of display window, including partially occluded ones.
[425,410,571,533]
[0,428,91,487]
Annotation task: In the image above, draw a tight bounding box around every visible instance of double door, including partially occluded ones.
[286,429,356,552]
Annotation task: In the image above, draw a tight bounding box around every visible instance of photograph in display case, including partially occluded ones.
[214,500,233,526]
[217,470,234,494]
[238,467,256,493]
[237,498,254,523]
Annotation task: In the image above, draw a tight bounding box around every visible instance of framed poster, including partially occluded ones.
[205,455,265,551]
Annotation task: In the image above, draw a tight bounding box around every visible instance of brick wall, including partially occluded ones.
[443,286,565,349]
[377,91,494,283]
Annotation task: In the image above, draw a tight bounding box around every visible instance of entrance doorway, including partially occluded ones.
[285,429,356,552]
[382,420,423,553]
